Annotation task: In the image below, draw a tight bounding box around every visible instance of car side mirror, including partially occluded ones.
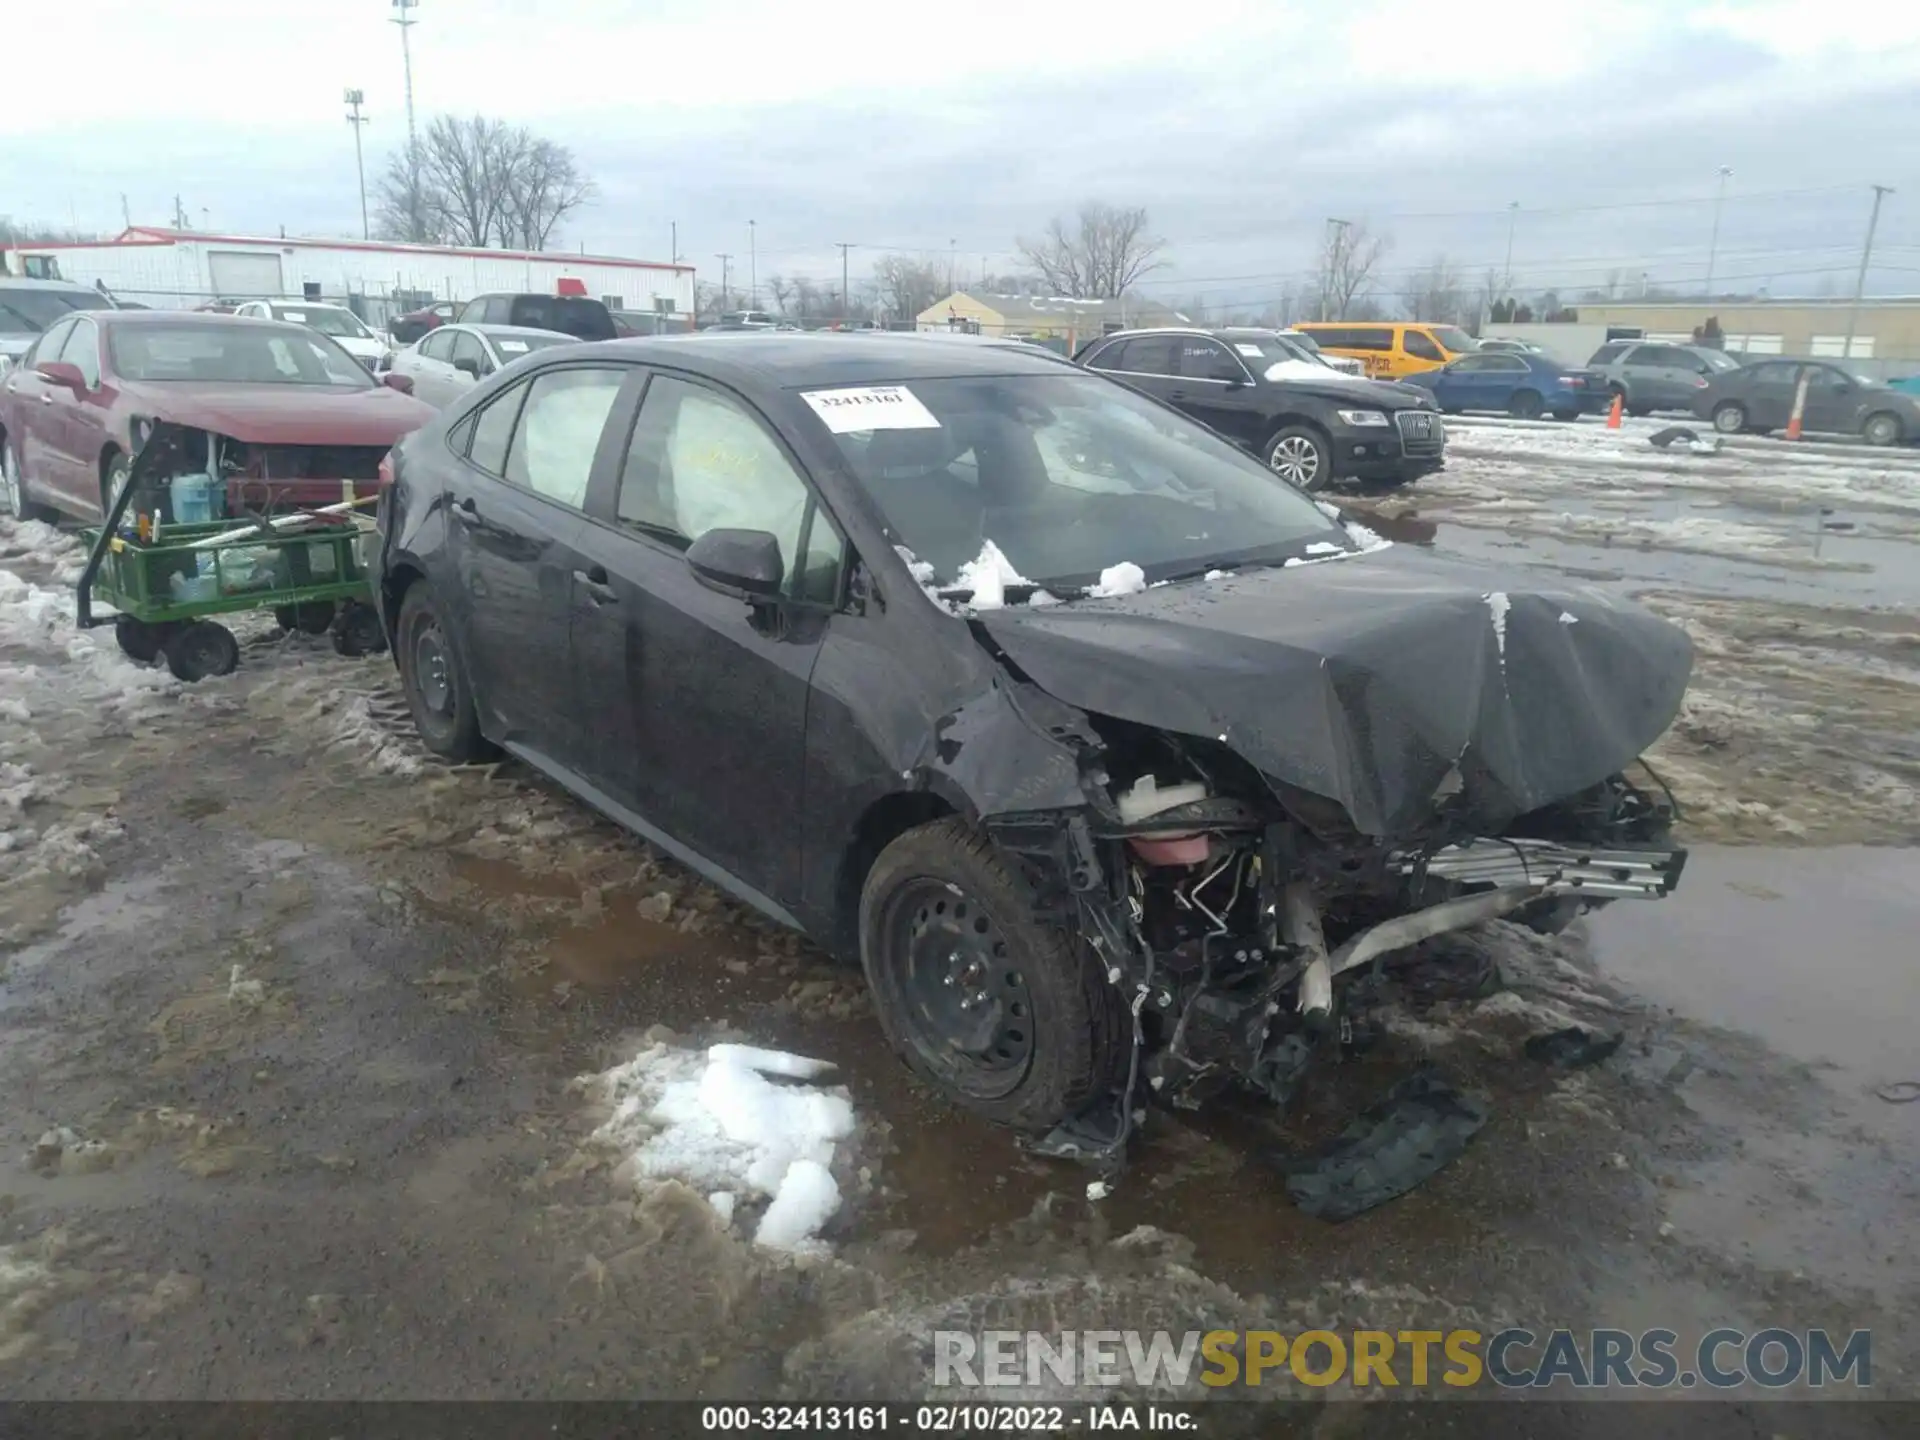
[686,527,784,600]
[453,357,481,378]
[382,372,414,395]
[34,360,86,391]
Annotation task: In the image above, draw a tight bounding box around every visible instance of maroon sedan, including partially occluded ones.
[0,310,435,523]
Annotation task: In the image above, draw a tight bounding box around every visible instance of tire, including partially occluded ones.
[1262,425,1332,492]
[859,817,1128,1134]
[114,616,176,663]
[101,451,130,519]
[1550,409,1580,422]
[163,621,239,682]
[275,600,338,635]
[1862,411,1902,447]
[1,440,56,523]
[1711,402,1748,434]
[330,600,389,657]
[1508,390,1544,421]
[395,583,493,762]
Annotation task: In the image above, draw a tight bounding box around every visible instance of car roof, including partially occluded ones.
[559,332,1087,388]
[89,309,327,335]
[265,299,354,311]
[0,277,102,294]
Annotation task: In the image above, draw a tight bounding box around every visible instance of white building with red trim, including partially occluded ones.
[6,227,693,327]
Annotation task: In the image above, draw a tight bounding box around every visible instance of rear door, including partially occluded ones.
[1740,362,1803,428]
[53,317,111,513]
[442,365,629,757]
[5,316,75,497]
[566,370,844,903]
[1799,364,1865,435]
[401,328,463,406]
[1089,335,1183,406]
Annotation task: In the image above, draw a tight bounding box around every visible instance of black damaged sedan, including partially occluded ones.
[373,333,1691,1158]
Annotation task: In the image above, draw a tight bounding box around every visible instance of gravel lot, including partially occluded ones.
[1,415,1915,1430]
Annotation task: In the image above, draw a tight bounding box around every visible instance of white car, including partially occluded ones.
[1278,329,1366,377]
[231,299,389,372]
[383,323,577,407]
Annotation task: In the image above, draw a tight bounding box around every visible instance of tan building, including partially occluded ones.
[1568,298,1920,364]
[915,291,1187,351]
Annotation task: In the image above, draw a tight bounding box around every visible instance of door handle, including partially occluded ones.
[573,568,618,604]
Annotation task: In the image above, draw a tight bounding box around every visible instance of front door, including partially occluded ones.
[1742,363,1803,429]
[404,328,466,407]
[443,365,628,757]
[1798,364,1865,435]
[569,369,845,904]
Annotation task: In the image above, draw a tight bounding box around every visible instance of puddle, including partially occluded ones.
[450,853,583,901]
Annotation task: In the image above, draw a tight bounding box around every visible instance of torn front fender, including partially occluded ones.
[920,673,1105,820]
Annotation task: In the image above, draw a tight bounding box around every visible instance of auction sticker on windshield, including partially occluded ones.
[802,384,941,434]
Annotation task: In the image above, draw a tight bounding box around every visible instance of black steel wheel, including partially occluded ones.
[275,600,337,635]
[331,601,388,657]
[163,621,239,682]
[395,583,493,762]
[114,616,176,664]
[1508,389,1544,420]
[860,818,1127,1133]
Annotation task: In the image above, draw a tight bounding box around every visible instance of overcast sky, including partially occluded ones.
[8,0,1920,307]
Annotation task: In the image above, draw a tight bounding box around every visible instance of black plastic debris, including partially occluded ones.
[1648,425,1723,454]
[1525,1026,1625,1069]
[1270,1070,1489,1221]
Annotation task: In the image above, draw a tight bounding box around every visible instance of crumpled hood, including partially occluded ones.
[120,381,434,445]
[977,547,1693,838]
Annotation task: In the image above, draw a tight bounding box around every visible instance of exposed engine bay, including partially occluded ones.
[982,710,1683,1162]
[131,426,386,527]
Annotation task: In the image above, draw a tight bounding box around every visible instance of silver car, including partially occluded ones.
[0,278,116,376]
[383,323,576,407]
[1589,341,1742,416]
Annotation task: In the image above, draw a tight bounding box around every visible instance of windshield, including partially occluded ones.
[0,287,114,335]
[1230,334,1328,369]
[811,372,1348,594]
[274,305,370,338]
[109,323,375,386]
[1431,326,1478,355]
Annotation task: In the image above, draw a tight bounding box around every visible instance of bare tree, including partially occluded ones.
[792,276,820,318]
[372,115,594,250]
[765,274,796,315]
[1313,220,1390,321]
[1016,202,1166,298]
[502,136,595,249]
[372,141,444,244]
[871,253,946,325]
[980,272,1045,296]
[1399,254,1468,325]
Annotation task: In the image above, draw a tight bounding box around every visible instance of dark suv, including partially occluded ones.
[455,293,617,343]
[1076,327,1444,490]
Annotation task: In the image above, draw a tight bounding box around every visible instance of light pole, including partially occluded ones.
[748,220,757,307]
[390,0,419,157]
[1704,165,1732,298]
[1843,184,1894,361]
[1321,218,1350,320]
[344,89,370,240]
[716,253,733,313]
[1502,201,1519,298]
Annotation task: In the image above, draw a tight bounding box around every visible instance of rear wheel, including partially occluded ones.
[163,621,239,682]
[1508,390,1544,420]
[396,583,493,762]
[275,601,338,635]
[114,616,177,664]
[331,599,388,657]
[1550,409,1581,422]
[2,441,55,523]
[859,818,1127,1133]
[1862,411,1903,447]
[100,451,130,519]
[1712,402,1748,434]
[1263,425,1332,491]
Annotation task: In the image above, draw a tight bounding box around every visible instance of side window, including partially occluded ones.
[1402,330,1443,362]
[62,319,100,386]
[1448,354,1491,372]
[1804,366,1849,392]
[29,317,77,369]
[1590,344,1629,365]
[615,374,843,601]
[1748,362,1797,385]
[450,330,489,374]
[1082,341,1124,372]
[1178,339,1246,382]
[1492,355,1529,373]
[504,367,625,509]
[467,379,529,475]
[1354,327,1394,351]
[1117,335,1179,375]
[418,329,453,361]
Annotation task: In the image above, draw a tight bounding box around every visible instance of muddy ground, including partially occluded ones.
[1,421,1916,1432]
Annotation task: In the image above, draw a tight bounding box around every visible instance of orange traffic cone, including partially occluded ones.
[1606,392,1624,429]
[1786,371,1809,441]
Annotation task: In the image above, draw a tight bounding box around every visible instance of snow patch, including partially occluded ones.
[1088,561,1146,598]
[1559,610,1579,625]
[1343,519,1392,553]
[893,544,954,613]
[953,539,1028,611]
[1484,591,1512,657]
[1304,541,1344,555]
[583,1041,856,1253]
[1203,569,1232,582]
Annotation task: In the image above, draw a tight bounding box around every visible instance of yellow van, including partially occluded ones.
[1292,321,1479,379]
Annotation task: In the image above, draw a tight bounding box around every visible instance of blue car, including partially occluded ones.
[1889,374,1920,398]
[1408,351,1607,421]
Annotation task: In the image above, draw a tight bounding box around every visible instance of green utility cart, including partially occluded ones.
[76,425,388,681]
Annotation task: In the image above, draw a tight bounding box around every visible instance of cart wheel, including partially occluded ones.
[114,616,177,664]
[331,601,388,658]
[275,601,338,635]
[164,621,240,682]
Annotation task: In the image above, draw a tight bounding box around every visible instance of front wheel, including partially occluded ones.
[396,583,493,762]
[275,601,337,635]
[1712,402,1748,434]
[101,452,130,519]
[163,621,239,682]
[1862,411,1903,447]
[1550,409,1581,422]
[859,818,1127,1134]
[115,616,177,664]
[1263,425,1332,492]
[330,600,388,657]
[1508,390,1544,420]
